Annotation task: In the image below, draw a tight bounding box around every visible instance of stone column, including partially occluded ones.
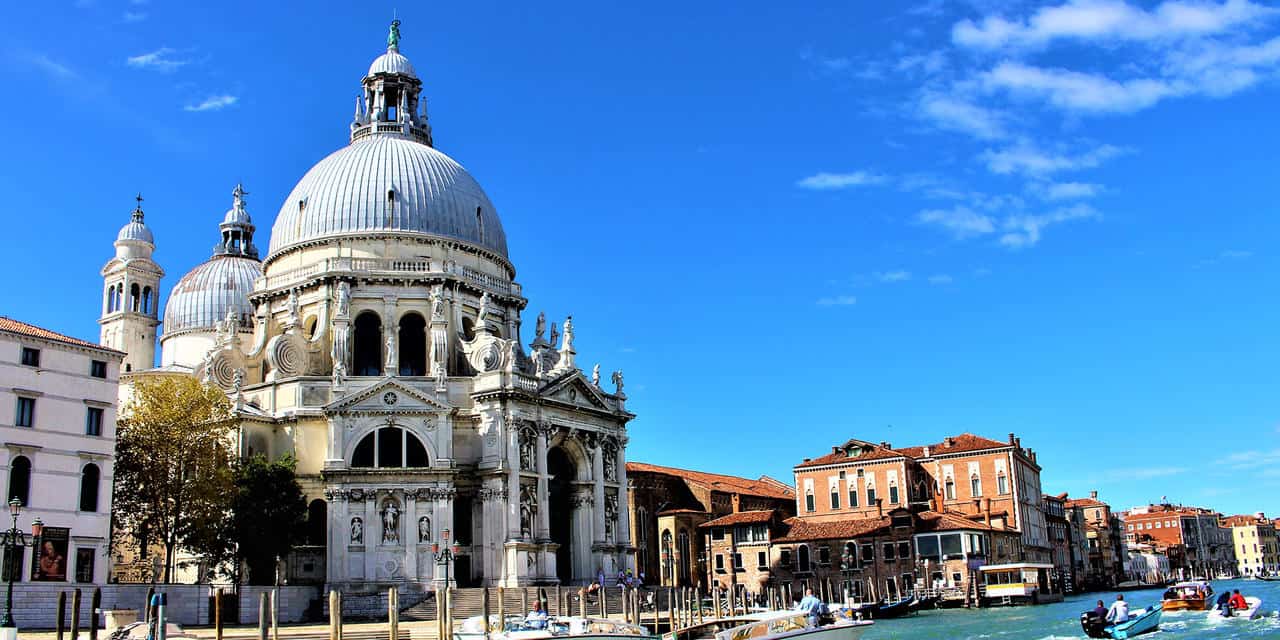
[325,417,344,469]
[405,492,418,581]
[616,442,634,565]
[536,427,550,539]
[592,440,606,544]
[364,494,377,582]
[508,431,522,540]
[331,492,347,584]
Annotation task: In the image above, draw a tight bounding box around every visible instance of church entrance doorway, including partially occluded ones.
[547,447,576,584]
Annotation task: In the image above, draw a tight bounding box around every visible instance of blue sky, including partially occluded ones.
[2,1,1279,517]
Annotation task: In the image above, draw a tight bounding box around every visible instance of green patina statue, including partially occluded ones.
[388,19,402,50]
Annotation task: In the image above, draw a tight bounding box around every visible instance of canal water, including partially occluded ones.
[859,579,1280,639]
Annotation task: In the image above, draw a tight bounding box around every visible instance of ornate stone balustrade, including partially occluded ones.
[255,257,521,296]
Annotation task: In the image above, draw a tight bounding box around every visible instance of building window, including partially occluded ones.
[996,473,1008,495]
[849,483,859,508]
[867,487,876,504]
[397,313,427,376]
[797,545,811,573]
[714,554,724,572]
[757,551,767,570]
[830,488,840,510]
[711,527,725,541]
[20,348,39,367]
[971,475,982,498]
[7,456,31,506]
[85,407,104,436]
[889,484,899,505]
[882,543,896,561]
[15,397,35,428]
[860,544,875,563]
[75,548,95,583]
[805,491,815,512]
[898,541,911,559]
[79,464,100,512]
[90,360,107,379]
[944,478,956,500]
[733,552,743,570]
[352,311,383,376]
[817,546,831,566]
[780,549,792,568]
[350,427,429,468]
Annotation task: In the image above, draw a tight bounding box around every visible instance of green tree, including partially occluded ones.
[112,376,237,583]
[231,453,307,584]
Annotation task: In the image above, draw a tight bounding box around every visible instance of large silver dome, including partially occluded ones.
[162,256,262,336]
[266,136,507,260]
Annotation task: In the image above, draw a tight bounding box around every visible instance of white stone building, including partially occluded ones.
[0,316,122,585]
[104,21,634,592]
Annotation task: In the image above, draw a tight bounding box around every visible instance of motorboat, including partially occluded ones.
[1257,575,1280,582]
[1209,596,1263,620]
[1080,605,1162,639]
[454,615,653,640]
[908,595,939,611]
[1161,580,1214,612]
[664,611,793,640]
[714,612,872,640]
[872,597,913,619]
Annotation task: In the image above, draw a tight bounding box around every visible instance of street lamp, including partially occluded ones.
[1,498,42,629]
[433,528,462,632]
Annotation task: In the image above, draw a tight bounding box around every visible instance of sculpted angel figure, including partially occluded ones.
[611,370,625,394]
[535,312,546,341]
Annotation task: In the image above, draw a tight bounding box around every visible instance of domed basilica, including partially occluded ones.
[97,21,635,590]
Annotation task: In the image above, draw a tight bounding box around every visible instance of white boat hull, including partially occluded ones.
[1209,596,1262,621]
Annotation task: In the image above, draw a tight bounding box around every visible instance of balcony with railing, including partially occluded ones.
[255,257,521,297]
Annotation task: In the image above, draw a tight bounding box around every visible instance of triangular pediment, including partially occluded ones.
[540,371,611,410]
[325,377,451,414]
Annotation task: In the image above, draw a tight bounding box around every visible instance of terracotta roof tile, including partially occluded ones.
[0,316,124,355]
[795,444,909,469]
[626,462,796,500]
[700,510,777,528]
[774,516,893,542]
[917,510,995,532]
[1065,498,1106,508]
[899,433,1011,458]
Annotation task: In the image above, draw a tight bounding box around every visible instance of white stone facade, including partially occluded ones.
[106,21,635,592]
[0,318,122,586]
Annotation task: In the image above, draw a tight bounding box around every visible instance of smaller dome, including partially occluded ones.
[163,256,262,336]
[117,220,153,244]
[368,50,416,78]
[223,206,250,225]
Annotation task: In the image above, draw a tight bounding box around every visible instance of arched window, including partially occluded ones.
[398,313,426,376]
[996,472,1008,495]
[461,317,476,341]
[306,499,327,546]
[888,481,899,505]
[79,463,100,512]
[130,283,140,312]
[944,478,956,500]
[8,456,31,506]
[352,311,383,376]
[797,544,811,573]
[660,530,673,581]
[141,286,153,314]
[970,474,982,498]
[106,286,116,314]
[350,427,429,468]
[677,529,691,582]
[305,316,318,340]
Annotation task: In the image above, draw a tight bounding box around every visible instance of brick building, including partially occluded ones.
[1221,513,1277,577]
[1122,504,1234,578]
[1043,493,1086,592]
[626,462,795,588]
[793,433,1050,564]
[1064,491,1124,589]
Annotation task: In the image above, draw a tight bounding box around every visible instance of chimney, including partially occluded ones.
[1030,450,1037,463]
[803,458,811,463]
[944,436,955,448]
[1008,432,1015,445]
[1014,437,1021,448]
[1090,490,1098,500]
[923,446,931,458]
[832,446,840,454]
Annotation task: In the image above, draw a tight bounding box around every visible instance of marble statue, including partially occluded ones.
[335,281,351,317]
[519,486,537,539]
[286,290,299,325]
[385,331,397,371]
[519,430,535,471]
[430,285,445,320]
[535,312,546,341]
[381,500,400,544]
[611,369,625,395]
[592,364,601,387]
[476,292,491,328]
[351,517,363,544]
[561,316,574,351]
[418,516,431,543]
[603,444,617,483]
[550,321,559,348]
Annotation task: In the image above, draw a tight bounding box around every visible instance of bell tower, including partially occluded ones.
[100,194,163,372]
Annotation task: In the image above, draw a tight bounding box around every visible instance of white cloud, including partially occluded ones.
[918,91,1007,139]
[797,171,888,190]
[1216,448,1280,470]
[1041,181,1101,200]
[30,54,76,79]
[897,51,948,76]
[816,295,858,306]
[876,270,912,283]
[999,203,1099,248]
[980,140,1127,176]
[982,62,1181,114]
[952,0,1276,51]
[122,11,147,22]
[184,95,238,112]
[917,206,997,238]
[127,48,187,72]
[928,274,954,284]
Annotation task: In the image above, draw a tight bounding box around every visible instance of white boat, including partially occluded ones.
[1209,596,1263,621]
[713,612,873,640]
[665,611,796,640]
[455,615,654,640]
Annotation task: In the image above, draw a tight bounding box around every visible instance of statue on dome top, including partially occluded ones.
[388,19,402,51]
